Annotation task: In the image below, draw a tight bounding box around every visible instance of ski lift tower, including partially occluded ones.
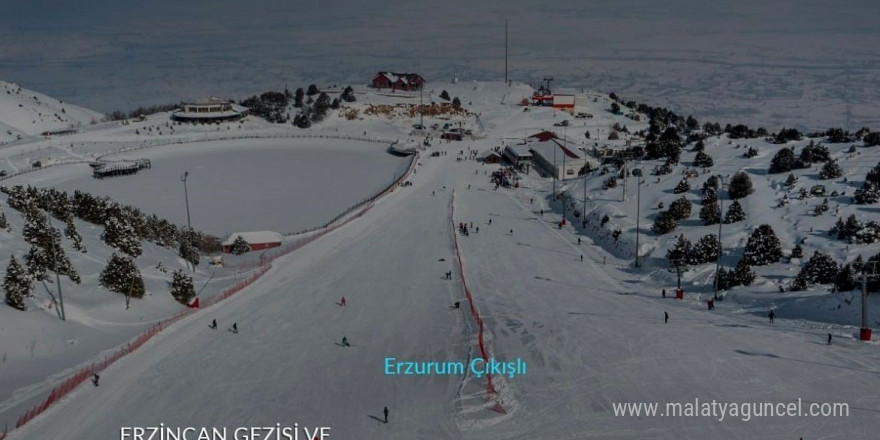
[860,261,879,341]
[542,77,554,95]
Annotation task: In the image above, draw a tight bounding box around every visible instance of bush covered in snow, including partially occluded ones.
[790,250,839,291]
[99,253,145,298]
[743,224,782,266]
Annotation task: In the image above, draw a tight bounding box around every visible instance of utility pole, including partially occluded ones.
[504,18,508,84]
[861,261,878,341]
[562,126,567,219]
[713,178,726,300]
[635,171,642,267]
[181,171,194,272]
[419,86,424,129]
[552,136,557,200]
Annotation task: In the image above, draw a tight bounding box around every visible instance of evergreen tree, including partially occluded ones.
[652,210,678,235]
[723,200,746,224]
[312,92,332,121]
[699,199,721,225]
[666,235,692,265]
[294,88,304,108]
[668,196,692,221]
[854,181,880,204]
[99,253,145,297]
[769,147,799,174]
[231,235,250,255]
[452,97,462,109]
[784,173,798,188]
[791,243,803,259]
[819,159,843,179]
[743,224,782,266]
[692,139,705,152]
[790,250,839,291]
[728,171,753,200]
[673,179,690,194]
[104,217,142,257]
[693,151,714,168]
[0,208,7,230]
[702,175,720,194]
[733,259,756,286]
[834,263,858,292]
[440,90,450,101]
[4,256,30,310]
[306,84,319,96]
[690,234,720,264]
[169,269,195,305]
[330,98,340,110]
[341,86,357,102]
[179,227,200,268]
[22,208,51,246]
[64,216,86,253]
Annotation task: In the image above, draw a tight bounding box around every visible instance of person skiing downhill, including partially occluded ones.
[827,333,832,345]
[232,323,238,334]
[768,310,775,324]
[92,374,100,387]
[383,406,389,423]
[342,336,350,347]
[210,319,217,330]
[340,296,346,307]
[664,312,669,324]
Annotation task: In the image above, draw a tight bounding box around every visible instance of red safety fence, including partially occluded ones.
[8,151,421,435]
[449,190,506,414]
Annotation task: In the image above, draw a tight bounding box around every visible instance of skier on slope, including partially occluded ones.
[340,296,346,307]
[664,311,669,324]
[383,406,389,423]
[210,319,217,330]
[342,336,350,347]
[92,374,100,387]
[768,310,775,324]
[827,333,832,345]
[232,323,239,333]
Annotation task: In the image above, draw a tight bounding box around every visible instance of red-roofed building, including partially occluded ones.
[372,72,425,91]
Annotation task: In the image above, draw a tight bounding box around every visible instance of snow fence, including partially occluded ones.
[450,190,506,414]
[9,151,419,434]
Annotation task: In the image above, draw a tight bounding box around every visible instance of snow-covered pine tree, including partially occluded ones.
[791,243,803,259]
[64,216,86,253]
[341,86,356,102]
[733,259,756,286]
[104,217,142,257]
[652,210,678,235]
[690,234,720,264]
[819,159,843,179]
[693,151,714,168]
[790,250,839,291]
[723,200,746,224]
[666,235,692,265]
[169,269,195,305]
[673,179,690,194]
[4,256,31,310]
[699,199,720,225]
[716,267,735,290]
[854,181,880,204]
[728,171,753,199]
[22,208,51,246]
[440,90,450,101]
[668,196,692,220]
[769,147,798,174]
[179,227,200,268]
[743,224,782,266]
[702,175,720,194]
[0,207,7,230]
[99,253,145,297]
[784,173,798,188]
[231,235,250,255]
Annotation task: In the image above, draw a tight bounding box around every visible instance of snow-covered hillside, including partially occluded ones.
[0,81,103,145]
[2,81,880,439]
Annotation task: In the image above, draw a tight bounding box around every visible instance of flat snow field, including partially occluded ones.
[14,138,411,235]
[13,142,880,440]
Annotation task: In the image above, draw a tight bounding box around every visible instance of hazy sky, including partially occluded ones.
[2,0,878,129]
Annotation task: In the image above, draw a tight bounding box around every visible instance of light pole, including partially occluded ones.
[579,147,588,227]
[552,132,557,200]
[713,178,726,300]
[634,168,643,267]
[181,171,194,272]
[562,125,567,220]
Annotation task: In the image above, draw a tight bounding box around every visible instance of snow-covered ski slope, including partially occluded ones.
[12,138,880,440]
[0,81,102,144]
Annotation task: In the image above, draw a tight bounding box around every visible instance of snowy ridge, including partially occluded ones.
[0,81,102,144]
